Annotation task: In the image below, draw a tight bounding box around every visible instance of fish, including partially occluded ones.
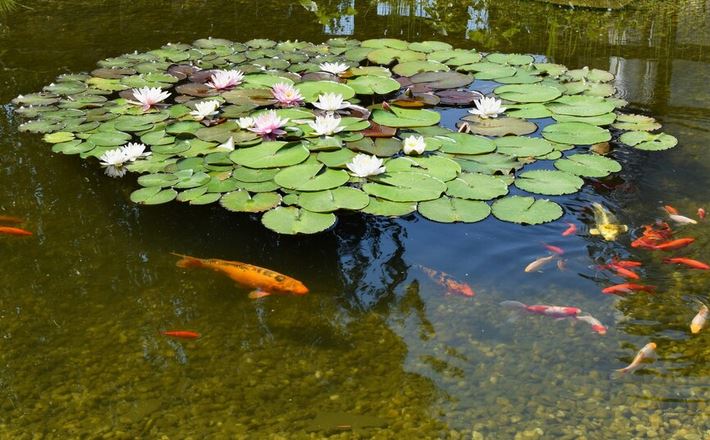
[556,259,567,271]
[0,215,24,224]
[500,300,581,318]
[576,315,607,335]
[690,304,708,334]
[543,243,564,255]
[663,257,710,270]
[524,255,556,272]
[161,330,201,339]
[172,253,309,297]
[562,222,577,236]
[662,205,679,215]
[668,214,697,225]
[589,202,628,241]
[419,265,475,297]
[698,208,706,219]
[631,222,673,249]
[602,283,655,295]
[0,226,32,236]
[608,263,640,280]
[652,238,694,251]
[612,342,656,377]
[613,259,643,268]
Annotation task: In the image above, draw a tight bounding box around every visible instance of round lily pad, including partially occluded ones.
[554,154,621,177]
[229,142,310,168]
[371,107,440,128]
[129,187,178,205]
[612,114,661,131]
[363,172,446,202]
[298,187,370,212]
[385,156,461,181]
[494,84,562,103]
[361,197,416,216]
[514,170,584,195]
[392,61,449,77]
[418,197,490,223]
[347,75,401,95]
[220,190,282,213]
[547,95,616,117]
[436,133,495,155]
[542,122,611,145]
[274,163,349,191]
[461,117,537,137]
[261,207,336,235]
[491,196,563,225]
[619,131,678,151]
[494,136,554,157]
[445,173,510,200]
[295,81,356,102]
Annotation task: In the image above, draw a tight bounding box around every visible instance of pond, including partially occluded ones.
[0,0,708,438]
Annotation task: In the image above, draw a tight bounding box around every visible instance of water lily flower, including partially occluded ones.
[190,100,220,121]
[319,62,349,75]
[98,142,150,178]
[468,96,506,119]
[307,114,344,137]
[129,87,171,111]
[346,154,386,178]
[271,83,304,107]
[216,137,234,152]
[402,135,426,155]
[248,110,289,138]
[313,93,351,113]
[206,69,245,90]
[237,116,254,129]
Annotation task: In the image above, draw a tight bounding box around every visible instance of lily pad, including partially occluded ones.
[371,107,440,128]
[491,196,563,224]
[364,172,446,202]
[220,190,282,213]
[361,197,416,216]
[298,187,370,212]
[494,136,554,157]
[409,71,474,90]
[514,170,584,195]
[554,153,621,177]
[295,81,356,102]
[436,132,495,155]
[445,173,510,200]
[452,153,523,175]
[261,207,336,235]
[619,131,678,151]
[129,187,178,205]
[612,114,661,131]
[547,95,616,117]
[392,61,449,77]
[494,84,562,103]
[346,75,401,95]
[385,156,461,181]
[461,117,537,137]
[542,122,611,145]
[274,163,349,191]
[229,141,310,168]
[418,197,490,223]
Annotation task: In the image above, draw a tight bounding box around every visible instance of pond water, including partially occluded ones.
[1,0,709,438]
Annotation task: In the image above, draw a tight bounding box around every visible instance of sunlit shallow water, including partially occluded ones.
[1,0,709,438]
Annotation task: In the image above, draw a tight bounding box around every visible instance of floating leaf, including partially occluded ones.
[494,136,554,157]
[298,187,370,212]
[274,163,349,191]
[385,156,461,181]
[229,141,310,168]
[547,95,616,117]
[220,190,282,213]
[392,61,449,77]
[486,53,534,65]
[494,84,562,103]
[452,153,523,175]
[554,153,621,177]
[491,196,563,224]
[445,173,510,200]
[371,107,440,128]
[514,170,584,195]
[261,207,336,235]
[612,114,661,131]
[347,75,402,95]
[295,81,356,102]
[619,131,678,151]
[436,132,495,155]
[361,197,416,216]
[418,197,490,223]
[551,112,616,126]
[461,117,537,137]
[86,131,132,147]
[542,122,611,145]
[129,187,177,205]
[367,48,424,64]
[43,132,75,144]
[364,172,446,202]
[409,71,473,89]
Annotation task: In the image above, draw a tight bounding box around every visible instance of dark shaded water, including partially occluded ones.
[0,0,708,438]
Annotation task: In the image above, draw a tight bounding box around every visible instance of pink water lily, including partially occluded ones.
[271,83,304,107]
[248,110,289,138]
[129,87,171,111]
[206,70,245,90]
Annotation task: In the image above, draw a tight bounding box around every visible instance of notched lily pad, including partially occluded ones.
[418,197,490,223]
[261,207,336,235]
[491,196,563,225]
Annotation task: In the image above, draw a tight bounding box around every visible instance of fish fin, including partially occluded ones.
[248,290,272,299]
[609,369,627,380]
[173,253,203,269]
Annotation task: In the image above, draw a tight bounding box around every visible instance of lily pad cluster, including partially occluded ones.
[14,38,677,234]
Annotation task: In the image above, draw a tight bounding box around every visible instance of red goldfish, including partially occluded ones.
[613,259,643,268]
[697,208,706,219]
[161,330,201,339]
[419,265,475,297]
[562,223,577,236]
[576,315,607,335]
[173,253,308,297]
[690,304,708,334]
[602,283,655,295]
[608,263,640,280]
[652,238,695,251]
[0,215,24,224]
[501,300,581,318]
[662,205,678,215]
[631,222,673,249]
[663,258,710,270]
[612,342,656,378]
[0,226,32,236]
[543,243,564,255]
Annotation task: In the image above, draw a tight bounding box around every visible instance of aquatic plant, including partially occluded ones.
[15,38,677,234]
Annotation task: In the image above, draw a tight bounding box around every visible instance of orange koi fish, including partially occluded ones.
[652,238,695,251]
[602,283,655,295]
[608,263,640,280]
[172,253,308,297]
[663,258,710,270]
[697,208,706,219]
[419,265,475,297]
[0,226,32,236]
[662,205,678,215]
[613,259,643,268]
[0,215,24,224]
[161,330,201,339]
[543,243,564,255]
[562,222,577,236]
[631,222,673,249]
[576,315,607,335]
[501,300,581,318]
[612,342,656,378]
[690,304,708,334]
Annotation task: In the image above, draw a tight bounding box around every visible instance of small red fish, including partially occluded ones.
[663,258,710,270]
[613,259,643,268]
[698,208,706,219]
[0,226,32,236]
[419,265,475,297]
[663,205,679,215]
[608,263,640,280]
[501,300,580,318]
[543,243,564,255]
[576,315,607,335]
[0,215,24,224]
[161,330,201,339]
[602,283,655,295]
[652,238,695,251]
[562,222,577,236]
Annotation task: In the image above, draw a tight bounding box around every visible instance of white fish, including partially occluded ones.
[576,314,606,335]
[612,342,656,378]
[668,214,697,225]
[690,304,708,334]
[524,255,556,273]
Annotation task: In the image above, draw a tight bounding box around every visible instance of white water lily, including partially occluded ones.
[468,96,506,119]
[190,100,220,121]
[319,62,349,75]
[129,87,171,111]
[206,69,244,90]
[216,137,235,152]
[346,154,386,178]
[402,135,426,155]
[307,114,344,136]
[237,116,254,129]
[313,93,351,112]
[98,142,150,178]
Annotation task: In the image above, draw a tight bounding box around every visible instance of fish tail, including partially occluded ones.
[172,252,204,269]
[500,300,526,309]
[609,368,627,380]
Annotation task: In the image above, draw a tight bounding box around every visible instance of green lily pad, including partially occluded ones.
[361,197,416,216]
[129,187,178,205]
[460,117,537,137]
[494,84,562,103]
[409,41,453,53]
[445,173,510,200]
[494,136,554,157]
[295,81,356,102]
[417,197,490,223]
[347,75,401,95]
[436,132,495,155]
[229,141,310,168]
[409,71,474,89]
[363,172,446,202]
[514,170,584,195]
[346,138,401,157]
[619,131,678,151]
[612,114,661,131]
[220,190,282,213]
[232,167,280,183]
[486,53,534,65]
[371,107,440,128]
[459,62,517,80]
[19,120,65,134]
[547,95,616,117]
[367,48,425,65]
[86,131,132,147]
[261,207,336,235]
[452,153,523,175]
[392,61,449,77]
[137,173,180,188]
[429,50,482,66]
[542,122,611,145]
[274,163,349,191]
[317,148,357,168]
[491,196,563,224]
[385,156,461,181]
[554,153,621,177]
[298,187,370,212]
[551,112,616,126]
[176,185,208,202]
[43,132,75,144]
